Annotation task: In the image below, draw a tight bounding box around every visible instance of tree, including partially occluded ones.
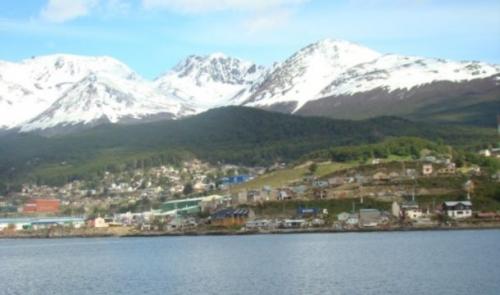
[308,163,318,175]
[183,183,193,195]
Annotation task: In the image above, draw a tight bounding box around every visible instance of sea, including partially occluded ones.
[1,230,499,295]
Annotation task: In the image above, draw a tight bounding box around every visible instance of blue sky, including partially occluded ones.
[1,0,499,78]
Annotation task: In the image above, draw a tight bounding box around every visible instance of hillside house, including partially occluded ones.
[422,164,433,176]
[236,191,248,204]
[313,180,329,188]
[328,177,345,187]
[290,185,307,195]
[479,149,491,157]
[406,169,417,178]
[247,190,263,203]
[389,172,400,180]
[277,189,293,201]
[438,163,456,175]
[373,172,389,182]
[313,188,327,199]
[469,166,481,175]
[221,175,250,186]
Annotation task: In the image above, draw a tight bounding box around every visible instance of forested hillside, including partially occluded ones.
[0,106,496,188]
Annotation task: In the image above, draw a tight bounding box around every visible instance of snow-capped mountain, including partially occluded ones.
[20,73,191,132]
[1,38,499,133]
[241,39,382,112]
[0,54,191,132]
[239,39,500,117]
[154,53,265,111]
[318,54,500,97]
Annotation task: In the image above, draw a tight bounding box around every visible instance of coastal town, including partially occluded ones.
[1,144,499,238]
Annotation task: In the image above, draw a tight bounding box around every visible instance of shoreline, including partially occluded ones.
[1,223,500,239]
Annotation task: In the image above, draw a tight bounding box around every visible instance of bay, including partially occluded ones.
[1,230,499,295]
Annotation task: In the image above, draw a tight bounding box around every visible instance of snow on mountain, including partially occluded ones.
[20,73,191,132]
[240,39,500,114]
[1,39,499,132]
[0,54,191,131]
[318,54,500,98]
[154,53,265,111]
[0,54,137,128]
[242,39,382,112]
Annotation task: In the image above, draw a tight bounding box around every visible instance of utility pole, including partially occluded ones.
[412,176,416,202]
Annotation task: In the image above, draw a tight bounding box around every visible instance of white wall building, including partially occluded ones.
[442,201,472,219]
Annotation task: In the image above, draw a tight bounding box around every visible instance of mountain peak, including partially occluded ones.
[310,38,363,48]
[242,38,382,112]
[155,53,265,111]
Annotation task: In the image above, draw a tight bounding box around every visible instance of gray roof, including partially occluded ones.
[444,201,472,206]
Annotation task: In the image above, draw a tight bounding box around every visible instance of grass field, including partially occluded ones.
[230,161,358,191]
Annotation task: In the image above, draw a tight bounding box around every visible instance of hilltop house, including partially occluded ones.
[328,177,344,186]
[422,164,433,176]
[313,180,329,188]
[372,172,389,182]
[438,163,457,175]
[277,189,294,201]
[442,201,472,219]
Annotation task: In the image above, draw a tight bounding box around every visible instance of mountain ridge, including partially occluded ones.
[1,39,499,133]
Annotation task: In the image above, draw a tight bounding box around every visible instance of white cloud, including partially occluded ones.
[142,0,306,13]
[243,10,292,33]
[40,0,99,23]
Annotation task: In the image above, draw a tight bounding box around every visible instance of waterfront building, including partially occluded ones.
[359,209,381,227]
[281,219,306,228]
[0,218,32,231]
[210,208,251,227]
[245,219,275,230]
[0,217,85,231]
[93,217,109,228]
[391,202,401,218]
[442,201,473,219]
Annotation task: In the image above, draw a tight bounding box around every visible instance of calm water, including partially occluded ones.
[1,230,499,295]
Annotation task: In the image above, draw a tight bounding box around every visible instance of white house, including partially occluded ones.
[391,202,401,218]
[442,201,472,219]
[401,202,423,220]
[93,217,109,228]
[479,149,491,157]
[422,164,433,176]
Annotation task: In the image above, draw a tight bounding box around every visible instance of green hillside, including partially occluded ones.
[0,106,497,189]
